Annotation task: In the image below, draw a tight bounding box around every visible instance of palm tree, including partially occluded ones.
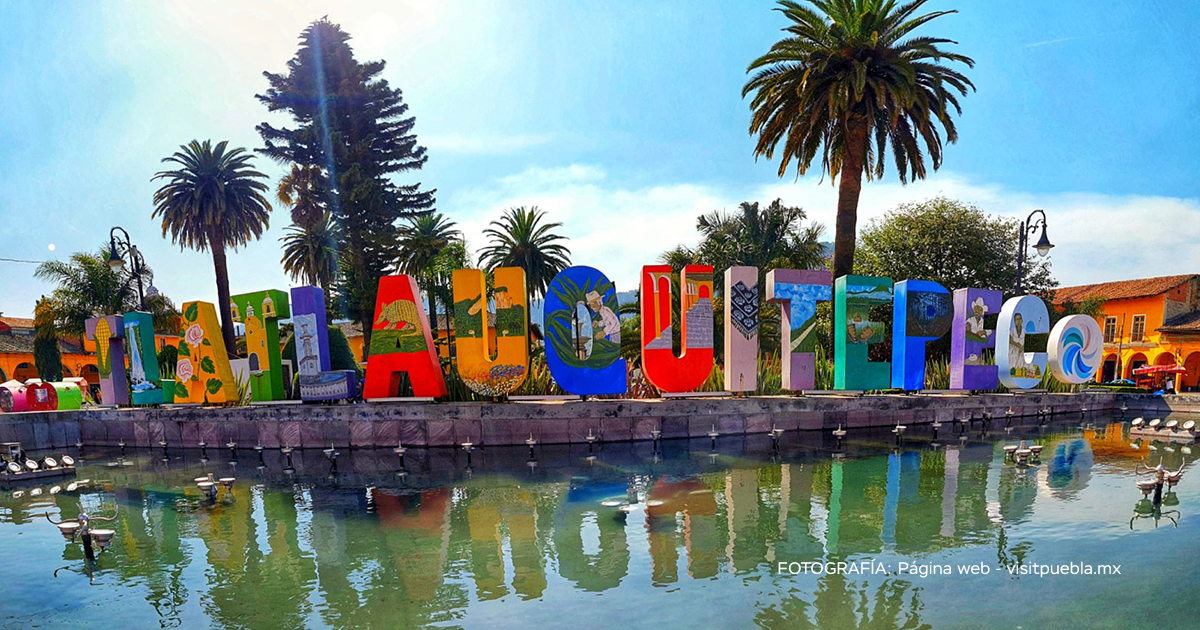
[151,139,272,352]
[478,206,571,301]
[396,213,461,337]
[35,247,154,339]
[281,211,340,295]
[743,0,974,279]
[695,200,826,275]
[276,164,324,228]
[660,199,825,356]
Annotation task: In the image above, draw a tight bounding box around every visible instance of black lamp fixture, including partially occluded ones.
[108,226,147,311]
[1015,209,1054,294]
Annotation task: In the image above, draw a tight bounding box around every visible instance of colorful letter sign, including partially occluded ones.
[724,266,759,392]
[363,275,448,399]
[544,266,627,395]
[765,269,832,391]
[452,267,530,396]
[85,314,129,405]
[291,286,358,401]
[124,311,165,405]
[891,280,953,390]
[834,276,893,390]
[231,290,291,401]
[949,288,1002,390]
[1047,314,1104,384]
[996,295,1050,390]
[640,265,714,393]
[176,301,239,403]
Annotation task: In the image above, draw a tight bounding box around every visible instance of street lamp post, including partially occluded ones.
[107,226,147,310]
[1014,209,1054,294]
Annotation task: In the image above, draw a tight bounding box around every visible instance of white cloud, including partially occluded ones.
[451,165,1200,292]
[445,164,735,290]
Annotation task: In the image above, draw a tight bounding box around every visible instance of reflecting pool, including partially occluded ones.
[2,415,1197,629]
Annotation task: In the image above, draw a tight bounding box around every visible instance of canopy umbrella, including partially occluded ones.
[1132,364,1187,375]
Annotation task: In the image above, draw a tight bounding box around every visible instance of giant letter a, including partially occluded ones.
[363,275,448,399]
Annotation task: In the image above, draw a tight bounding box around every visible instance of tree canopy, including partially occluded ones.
[744,0,975,279]
[855,197,1056,297]
[258,18,436,353]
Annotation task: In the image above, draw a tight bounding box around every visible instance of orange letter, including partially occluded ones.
[452,267,529,396]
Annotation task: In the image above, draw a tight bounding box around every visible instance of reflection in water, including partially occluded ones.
[0,417,1195,629]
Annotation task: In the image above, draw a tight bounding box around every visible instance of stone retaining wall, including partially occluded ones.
[0,392,1121,451]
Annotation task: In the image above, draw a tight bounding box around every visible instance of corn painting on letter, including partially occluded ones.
[85,314,129,405]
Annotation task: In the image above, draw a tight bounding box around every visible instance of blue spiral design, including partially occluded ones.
[1059,325,1100,379]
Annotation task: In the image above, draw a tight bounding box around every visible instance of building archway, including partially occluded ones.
[1183,352,1200,391]
[1155,352,1177,366]
[13,362,37,381]
[61,365,74,377]
[79,364,99,384]
[1101,354,1119,383]
[0,367,6,382]
[1126,353,1148,380]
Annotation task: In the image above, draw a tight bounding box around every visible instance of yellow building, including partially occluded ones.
[1055,274,1200,390]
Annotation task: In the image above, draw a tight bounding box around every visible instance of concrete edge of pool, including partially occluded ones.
[4,391,1189,451]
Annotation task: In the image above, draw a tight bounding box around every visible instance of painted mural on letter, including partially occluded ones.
[452,267,529,396]
[641,265,714,393]
[766,268,832,391]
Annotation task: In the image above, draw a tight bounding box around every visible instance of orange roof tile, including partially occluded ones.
[0,316,34,330]
[1054,274,1197,304]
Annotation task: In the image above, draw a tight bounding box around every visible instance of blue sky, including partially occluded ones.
[2,0,1199,317]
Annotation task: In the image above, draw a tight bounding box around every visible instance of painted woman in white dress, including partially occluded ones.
[1008,313,1026,375]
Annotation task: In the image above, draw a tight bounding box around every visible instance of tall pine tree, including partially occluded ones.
[257,18,435,358]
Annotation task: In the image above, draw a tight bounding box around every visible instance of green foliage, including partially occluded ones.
[152,138,270,352]
[544,275,621,369]
[744,0,974,276]
[511,351,564,397]
[281,211,341,293]
[478,206,571,300]
[158,344,177,378]
[33,298,63,382]
[856,197,1057,296]
[34,247,156,338]
[258,17,436,342]
[661,199,825,357]
[396,212,464,341]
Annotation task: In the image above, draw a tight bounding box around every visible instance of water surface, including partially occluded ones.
[1,414,1196,629]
